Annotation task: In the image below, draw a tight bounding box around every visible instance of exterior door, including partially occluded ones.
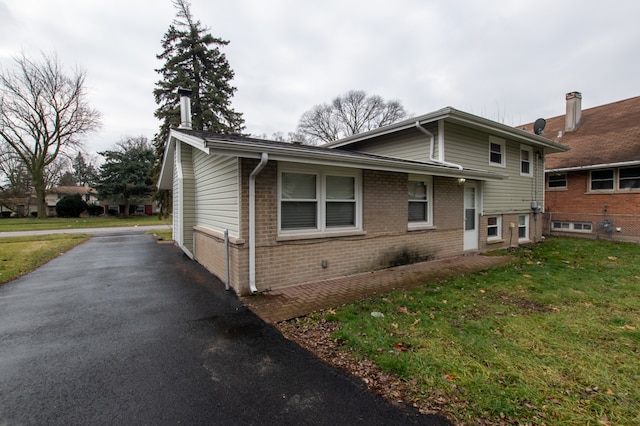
[463,182,479,251]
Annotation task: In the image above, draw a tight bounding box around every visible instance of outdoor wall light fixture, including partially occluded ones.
[457,178,466,185]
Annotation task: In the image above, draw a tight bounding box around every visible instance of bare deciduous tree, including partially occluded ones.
[0,52,101,218]
[297,90,408,145]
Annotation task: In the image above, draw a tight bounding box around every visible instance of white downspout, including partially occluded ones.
[415,121,463,170]
[249,153,269,294]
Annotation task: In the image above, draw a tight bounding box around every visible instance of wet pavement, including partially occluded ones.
[0,232,449,425]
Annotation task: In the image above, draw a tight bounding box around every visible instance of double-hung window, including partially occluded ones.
[520,146,533,176]
[619,166,640,190]
[489,136,505,167]
[590,169,614,191]
[408,175,433,228]
[548,173,567,189]
[279,168,360,234]
[280,172,318,230]
[487,215,501,240]
[518,215,529,241]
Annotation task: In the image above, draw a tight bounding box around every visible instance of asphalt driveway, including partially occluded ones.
[0,232,449,425]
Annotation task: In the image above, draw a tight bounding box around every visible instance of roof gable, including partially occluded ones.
[521,95,640,170]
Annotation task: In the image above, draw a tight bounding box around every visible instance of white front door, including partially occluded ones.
[463,182,479,251]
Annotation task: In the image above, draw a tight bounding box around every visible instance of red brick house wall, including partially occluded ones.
[545,171,640,242]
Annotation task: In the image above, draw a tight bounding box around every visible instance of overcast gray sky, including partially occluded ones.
[2,0,639,157]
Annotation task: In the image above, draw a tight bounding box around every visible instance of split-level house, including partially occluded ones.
[45,185,99,216]
[158,91,568,295]
[523,92,640,242]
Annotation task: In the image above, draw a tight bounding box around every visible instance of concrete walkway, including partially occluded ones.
[241,254,515,323]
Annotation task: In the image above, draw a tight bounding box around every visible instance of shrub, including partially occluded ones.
[86,203,104,216]
[55,194,88,218]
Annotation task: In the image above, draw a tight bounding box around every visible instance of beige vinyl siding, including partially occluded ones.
[443,122,543,214]
[193,151,240,237]
[180,143,196,253]
[348,126,437,162]
[172,146,181,245]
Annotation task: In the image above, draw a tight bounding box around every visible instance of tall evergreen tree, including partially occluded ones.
[96,137,155,218]
[152,0,244,218]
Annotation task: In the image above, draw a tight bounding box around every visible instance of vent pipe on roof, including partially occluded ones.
[565,91,582,132]
[177,87,193,130]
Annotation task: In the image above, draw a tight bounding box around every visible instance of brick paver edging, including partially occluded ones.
[241,254,514,323]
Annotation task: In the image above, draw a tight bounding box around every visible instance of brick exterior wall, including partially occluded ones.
[194,159,468,294]
[478,213,542,251]
[192,158,549,294]
[544,171,640,242]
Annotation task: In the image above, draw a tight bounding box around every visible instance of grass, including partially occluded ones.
[0,215,170,232]
[0,234,91,285]
[320,238,640,425]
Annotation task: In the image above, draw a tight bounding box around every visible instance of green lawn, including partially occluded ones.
[0,234,91,285]
[307,238,640,425]
[0,215,170,232]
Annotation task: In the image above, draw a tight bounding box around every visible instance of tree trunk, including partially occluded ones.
[33,174,47,219]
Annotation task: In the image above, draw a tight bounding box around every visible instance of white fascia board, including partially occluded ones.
[169,129,211,155]
[157,136,176,190]
[546,160,640,173]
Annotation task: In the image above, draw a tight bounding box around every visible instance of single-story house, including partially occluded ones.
[158,91,568,295]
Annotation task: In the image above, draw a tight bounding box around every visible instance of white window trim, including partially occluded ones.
[489,136,506,168]
[518,214,529,242]
[487,215,502,241]
[520,145,533,177]
[278,165,362,237]
[407,174,434,230]
[551,221,593,233]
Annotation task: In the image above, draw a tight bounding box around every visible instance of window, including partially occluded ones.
[279,168,360,234]
[590,169,614,191]
[619,166,640,190]
[552,221,592,233]
[325,175,356,227]
[518,215,529,241]
[548,173,567,188]
[487,215,501,240]
[520,146,533,176]
[281,172,317,230]
[408,177,432,225]
[489,137,505,167]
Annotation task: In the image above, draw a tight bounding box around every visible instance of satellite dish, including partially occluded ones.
[533,118,546,135]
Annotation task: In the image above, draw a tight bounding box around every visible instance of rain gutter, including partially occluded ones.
[415,121,464,170]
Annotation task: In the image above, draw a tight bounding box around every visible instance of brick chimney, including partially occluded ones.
[565,91,582,132]
[177,87,192,130]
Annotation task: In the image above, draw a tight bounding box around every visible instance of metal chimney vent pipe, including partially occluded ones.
[177,87,192,130]
[565,91,582,132]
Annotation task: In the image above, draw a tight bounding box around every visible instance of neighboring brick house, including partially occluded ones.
[523,92,640,242]
[158,92,567,295]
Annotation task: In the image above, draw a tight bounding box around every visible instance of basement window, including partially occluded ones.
[518,215,529,241]
[552,221,592,233]
[487,215,501,240]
